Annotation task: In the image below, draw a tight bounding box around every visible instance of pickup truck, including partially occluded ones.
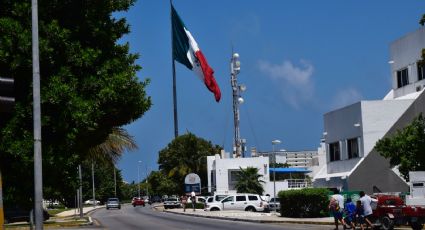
[369,194,425,230]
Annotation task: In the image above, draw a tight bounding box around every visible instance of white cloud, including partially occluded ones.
[258,59,315,108]
[331,88,363,110]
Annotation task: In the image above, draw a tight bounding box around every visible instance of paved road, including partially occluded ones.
[84,205,333,230]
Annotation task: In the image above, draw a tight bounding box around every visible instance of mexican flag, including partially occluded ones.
[171,5,221,102]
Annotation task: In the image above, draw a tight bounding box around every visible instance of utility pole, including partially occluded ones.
[31,0,43,228]
[78,165,83,218]
[91,162,95,207]
[114,167,117,197]
[0,172,4,230]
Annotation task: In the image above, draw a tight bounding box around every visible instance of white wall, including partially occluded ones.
[361,100,413,155]
[210,156,269,194]
[390,27,425,98]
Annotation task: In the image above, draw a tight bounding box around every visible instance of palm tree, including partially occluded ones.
[235,167,265,194]
[87,127,137,164]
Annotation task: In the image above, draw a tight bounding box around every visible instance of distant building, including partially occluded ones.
[313,27,425,193]
[258,150,319,168]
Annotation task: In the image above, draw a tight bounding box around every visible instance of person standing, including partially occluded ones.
[329,190,346,230]
[344,197,356,229]
[191,191,196,211]
[181,195,188,212]
[359,191,376,229]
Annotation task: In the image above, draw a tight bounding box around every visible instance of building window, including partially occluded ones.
[347,138,359,159]
[329,142,340,162]
[418,63,425,81]
[397,68,409,88]
[228,169,240,190]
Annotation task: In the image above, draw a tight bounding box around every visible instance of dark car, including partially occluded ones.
[132,197,145,207]
[4,207,50,224]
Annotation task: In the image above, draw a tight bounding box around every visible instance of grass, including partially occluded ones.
[47,208,72,216]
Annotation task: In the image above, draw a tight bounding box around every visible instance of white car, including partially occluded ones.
[204,194,268,212]
[84,199,100,205]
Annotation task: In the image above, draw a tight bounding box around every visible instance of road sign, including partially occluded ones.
[184,173,201,195]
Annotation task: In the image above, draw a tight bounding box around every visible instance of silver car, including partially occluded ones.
[106,198,121,210]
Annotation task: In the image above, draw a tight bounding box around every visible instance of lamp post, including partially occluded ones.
[138,161,141,198]
[271,139,281,213]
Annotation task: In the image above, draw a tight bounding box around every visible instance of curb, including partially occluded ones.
[162,209,333,225]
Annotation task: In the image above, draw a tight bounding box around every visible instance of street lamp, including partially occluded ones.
[271,139,281,214]
[138,161,141,198]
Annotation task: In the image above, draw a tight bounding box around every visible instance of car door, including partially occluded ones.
[221,195,236,210]
[235,195,248,210]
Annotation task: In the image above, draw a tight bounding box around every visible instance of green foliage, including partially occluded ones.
[375,114,425,181]
[420,14,425,26]
[235,167,265,194]
[0,0,151,206]
[157,133,221,195]
[278,188,329,218]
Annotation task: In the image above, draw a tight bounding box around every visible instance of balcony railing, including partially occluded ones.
[287,179,312,188]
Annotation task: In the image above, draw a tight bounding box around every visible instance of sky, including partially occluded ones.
[116,0,425,183]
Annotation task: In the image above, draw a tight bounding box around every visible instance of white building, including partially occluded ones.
[313,27,425,193]
[206,153,310,197]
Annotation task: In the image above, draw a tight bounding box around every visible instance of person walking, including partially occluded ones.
[359,191,376,229]
[181,195,188,212]
[355,200,365,230]
[329,190,346,230]
[191,191,196,211]
[344,197,356,229]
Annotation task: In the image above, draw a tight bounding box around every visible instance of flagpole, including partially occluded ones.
[171,1,178,138]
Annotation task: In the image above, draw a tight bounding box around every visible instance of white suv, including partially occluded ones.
[204,194,268,212]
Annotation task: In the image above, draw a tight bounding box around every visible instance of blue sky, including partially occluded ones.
[117,0,425,183]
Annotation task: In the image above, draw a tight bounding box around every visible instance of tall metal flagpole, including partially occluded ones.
[31,0,43,228]
[171,1,178,138]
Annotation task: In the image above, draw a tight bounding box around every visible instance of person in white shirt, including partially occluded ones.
[359,191,376,228]
[329,190,346,230]
[191,191,196,211]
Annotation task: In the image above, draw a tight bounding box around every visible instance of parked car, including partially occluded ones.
[131,197,145,207]
[106,198,121,210]
[163,197,181,209]
[205,194,228,204]
[269,197,280,212]
[4,207,50,224]
[84,199,100,205]
[205,194,268,212]
[368,194,425,230]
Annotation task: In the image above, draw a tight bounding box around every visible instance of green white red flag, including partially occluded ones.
[171,4,221,102]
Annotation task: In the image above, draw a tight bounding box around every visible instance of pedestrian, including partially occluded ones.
[329,190,346,230]
[181,194,188,212]
[343,197,356,229]
[355,200,365,230]
[359,191,376,229]
[191,191,196,211]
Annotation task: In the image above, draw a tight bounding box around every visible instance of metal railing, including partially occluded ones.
[287,179,312,188]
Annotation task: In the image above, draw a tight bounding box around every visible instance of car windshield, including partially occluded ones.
[166,198,177,202]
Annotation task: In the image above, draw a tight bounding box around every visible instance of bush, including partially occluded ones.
[278,188,329,218]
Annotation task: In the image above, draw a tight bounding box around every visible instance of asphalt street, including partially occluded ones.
[81,205,332,230]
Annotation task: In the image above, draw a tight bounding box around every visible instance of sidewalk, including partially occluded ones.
[160,207,334,225]
[55,205,104,217]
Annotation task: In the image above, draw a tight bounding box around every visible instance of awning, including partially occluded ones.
[269,167,311,173]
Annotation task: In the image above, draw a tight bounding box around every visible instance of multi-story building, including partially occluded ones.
[313,27,425,193]
[258,150,319,168]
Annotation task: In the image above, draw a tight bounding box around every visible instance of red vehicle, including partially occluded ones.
[369,194,425,230]
[132,197,145,207]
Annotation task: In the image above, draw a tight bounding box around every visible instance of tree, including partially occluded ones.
[235,167,265,194]
[0,0,151,206]
[375,114,425,181]
[157,133,221,195]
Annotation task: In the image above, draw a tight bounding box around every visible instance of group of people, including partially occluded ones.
[329,191,376,230]
[180,191,197,212]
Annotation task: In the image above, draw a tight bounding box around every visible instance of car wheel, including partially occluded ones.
[411,222,423,230]
[210,207,220,211]
[381,216,394,230]
[133,204,136,207]
[245,206,256,212]
[143,204,145,207]
[106,207,109,210]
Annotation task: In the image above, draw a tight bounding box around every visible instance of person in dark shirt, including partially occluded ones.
[355,200,365,230]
